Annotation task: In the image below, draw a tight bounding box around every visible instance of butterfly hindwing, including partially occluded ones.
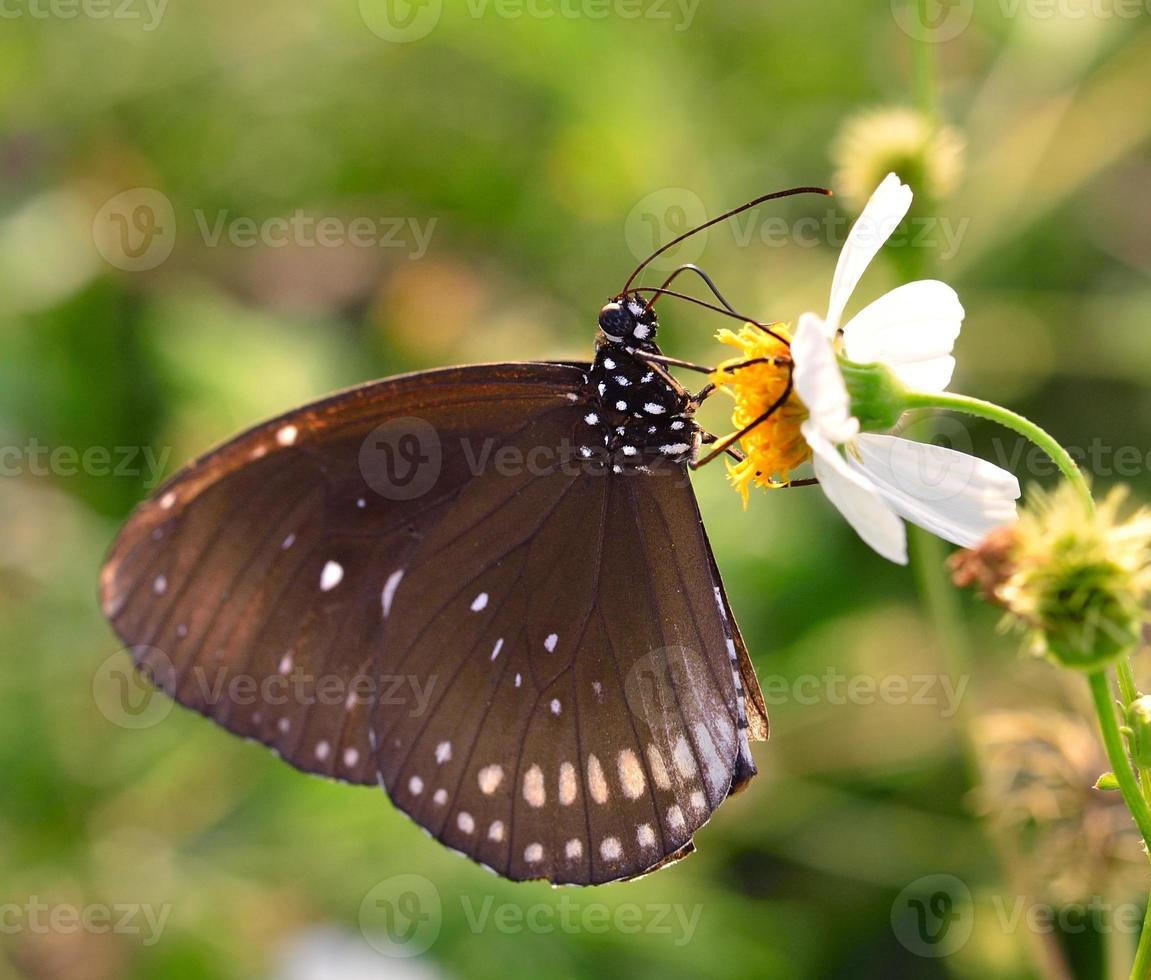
[100,361,768,884]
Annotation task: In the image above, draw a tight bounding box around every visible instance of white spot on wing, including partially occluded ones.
[617,749,645,799]
[523,764,546,807]
[587,754,609,804]
[457,811,475,834]
[381,569,404,617]
[320,561,343,592]
[544,633,558,653]
[693,722,727,799]
[490,638,504,661]
[524,842,544,863]
[478,764,504,795]
[637,823,656,848]
[409,775,424,795]
[673,734,698,778]
[600,836,622,861]
[470,591,489,612]
[276,424,298,446]
[565,838,583,860]
[435,741,452,764]
[646,744,672,790]
[559,761,577,805]
[488,820,505,842]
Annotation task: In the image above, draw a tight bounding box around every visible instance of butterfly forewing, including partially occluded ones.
[100,361,767,884]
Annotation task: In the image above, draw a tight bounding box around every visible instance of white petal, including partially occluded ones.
[803,424,907,564]
[792,313,858,444]
[826,173,913,332]
[849,433,1021,548]
[842,280,964,392]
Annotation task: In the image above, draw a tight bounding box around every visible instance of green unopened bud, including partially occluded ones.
[1095,771,1121,791]
[982,484,1151,672]
[1125,697,1151,769]
[1035,559,1143,670]
[838,358,909,433]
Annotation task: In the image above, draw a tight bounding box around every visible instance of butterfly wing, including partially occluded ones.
[100,362,768,884]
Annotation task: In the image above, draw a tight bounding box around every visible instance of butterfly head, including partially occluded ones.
[598,294,658,347]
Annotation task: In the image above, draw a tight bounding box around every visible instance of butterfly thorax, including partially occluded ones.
[577,296,700,470]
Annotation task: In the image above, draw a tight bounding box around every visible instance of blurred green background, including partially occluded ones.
[2,1,1151,978]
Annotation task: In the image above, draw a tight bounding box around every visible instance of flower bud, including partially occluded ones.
[956,484,1151,673]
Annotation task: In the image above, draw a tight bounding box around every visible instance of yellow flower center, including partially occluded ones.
[710,323,810,506]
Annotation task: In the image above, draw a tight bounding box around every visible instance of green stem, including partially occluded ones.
[1115,659,1151,801]
[1135,905,1151,980]
[1088,671,1151,850]
[911,0,939,120]
[901,390,1094,511]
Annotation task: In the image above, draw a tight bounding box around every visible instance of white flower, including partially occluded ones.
[792,173,1021,564]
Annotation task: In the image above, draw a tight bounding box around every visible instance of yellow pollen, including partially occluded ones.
[710,323,810,506]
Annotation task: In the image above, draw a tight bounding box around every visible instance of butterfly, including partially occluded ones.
[99,187,829,885]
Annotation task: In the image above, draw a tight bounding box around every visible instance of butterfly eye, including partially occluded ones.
[598,302,634,341]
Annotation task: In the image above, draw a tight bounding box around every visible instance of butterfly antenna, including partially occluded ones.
[621,185,833,296]
[645,264,739,315]
[628,286,791,346]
